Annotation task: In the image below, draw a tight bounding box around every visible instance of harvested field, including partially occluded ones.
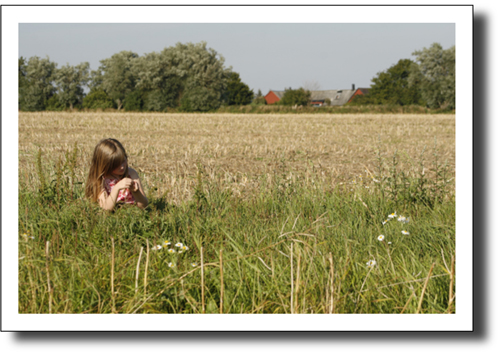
[19,112,455,203]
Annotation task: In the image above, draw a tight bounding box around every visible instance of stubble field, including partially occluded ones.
[19,112,455,202]
[18,112,456,315]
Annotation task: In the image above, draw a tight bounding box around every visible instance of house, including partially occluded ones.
[347,88,370,103]
[264,85,370,106]
[264,90,285,105]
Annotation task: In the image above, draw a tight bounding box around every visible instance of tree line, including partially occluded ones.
[347,43,455,110]
[18,42,455,112]
[272,43,455,110]
[18,42,256,112]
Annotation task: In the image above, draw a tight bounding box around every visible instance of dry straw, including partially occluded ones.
[220,249,224,314]
[45,241,52,314]
[144,240,150,301]
[416,262,435,314]
[135,247,143,295]
[111,237,116,314]
[201,246,205,314]
[290,243,294,314]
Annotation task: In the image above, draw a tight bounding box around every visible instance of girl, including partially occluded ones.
[85,138,148,211]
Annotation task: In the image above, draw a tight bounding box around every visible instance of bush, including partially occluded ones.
[279,87,311,106]
[123,90,144,111]
[45,94,66,111]
[179,86,221,112]
[82,90,115,110]
[251,96,267,106]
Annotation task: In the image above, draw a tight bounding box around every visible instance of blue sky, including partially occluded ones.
[19,23,455,94]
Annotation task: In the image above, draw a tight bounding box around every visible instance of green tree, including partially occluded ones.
[133,42,230,111]
[174,42,230,110]
[123,90,144,111]
[133,52,183,111]
[82,90,115,110]
[97,51,139,110]
[53,62,90,109]
[350,59,422,106]
[179,84,220,112]
[18,57,28,109]
[224,72,254,105]
[19,56,57,111]
[410,43,455,109]
[279,87,311,106]
[88,69,103,92]
[45,94,65,111]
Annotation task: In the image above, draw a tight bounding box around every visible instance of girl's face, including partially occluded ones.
[111,159,127,177]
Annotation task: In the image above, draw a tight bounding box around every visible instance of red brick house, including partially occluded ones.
[264,90,285,105]
[347,88,370,103]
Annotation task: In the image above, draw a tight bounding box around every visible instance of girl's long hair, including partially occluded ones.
[85,138,129,202]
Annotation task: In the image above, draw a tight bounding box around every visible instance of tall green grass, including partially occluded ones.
[18,145,455,314]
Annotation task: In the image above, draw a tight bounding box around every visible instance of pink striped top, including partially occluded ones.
[103,176,135,204]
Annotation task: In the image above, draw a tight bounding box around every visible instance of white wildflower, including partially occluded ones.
[398,216,409,223]
[366,260,377,267]
[377,235,385,242]
[153,245,162,250]
[402,230,410,235]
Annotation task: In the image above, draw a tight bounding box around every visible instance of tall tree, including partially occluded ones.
[410,43,455,109]
[19,56,57,111]
[224,72,254,105]
[175,42,231,111]
[365,59,422,105]
[18,57,28,109]
[97,51,139,110]
[54,62,90,109]
[133,51,183,111]
[134,42,230,111]
[88,69,104,93]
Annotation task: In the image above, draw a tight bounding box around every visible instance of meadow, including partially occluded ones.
[18,112,455,314]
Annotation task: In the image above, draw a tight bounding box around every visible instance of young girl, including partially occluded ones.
[85,138,148,211]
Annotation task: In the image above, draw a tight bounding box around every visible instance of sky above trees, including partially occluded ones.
[19,23,455,94]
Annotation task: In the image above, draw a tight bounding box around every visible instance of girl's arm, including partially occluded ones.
[98,178,133,211]
[128,168,149,209]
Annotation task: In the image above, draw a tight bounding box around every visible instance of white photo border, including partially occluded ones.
[2,4,472,331]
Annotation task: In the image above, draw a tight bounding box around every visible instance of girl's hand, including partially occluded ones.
[115,178,133,191]
[132,180,139,192]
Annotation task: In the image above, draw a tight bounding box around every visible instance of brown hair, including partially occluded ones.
[85,138,129,202]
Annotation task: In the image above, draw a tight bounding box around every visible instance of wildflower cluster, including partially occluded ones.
[152,240,198,269]
[21,230,35,240]
[368,211,412,268]
[382,212,410,231]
